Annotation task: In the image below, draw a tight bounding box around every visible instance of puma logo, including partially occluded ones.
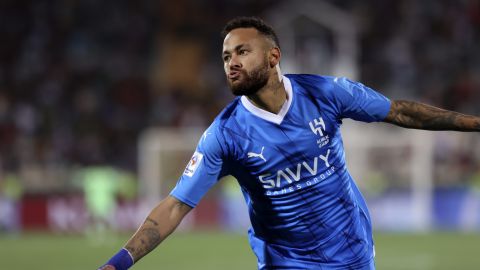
[248,146,267,162]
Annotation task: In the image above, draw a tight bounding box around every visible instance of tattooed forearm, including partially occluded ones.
[385,100,480,131]
[125,227,162,262]
[145,217,159,226]
[121,196,192,265]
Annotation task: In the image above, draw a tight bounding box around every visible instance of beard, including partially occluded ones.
[228,59,270,96]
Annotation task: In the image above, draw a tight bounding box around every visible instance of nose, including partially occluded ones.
[228,54,241,70]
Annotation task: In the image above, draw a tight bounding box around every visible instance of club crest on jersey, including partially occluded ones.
[309,117,329,148]
[184,151,203,177]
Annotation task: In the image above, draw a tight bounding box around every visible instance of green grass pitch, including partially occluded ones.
[0,231,479,269]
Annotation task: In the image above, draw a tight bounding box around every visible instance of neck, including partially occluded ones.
[246,67,286,114]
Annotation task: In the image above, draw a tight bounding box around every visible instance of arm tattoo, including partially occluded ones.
[125,228,162,262]
[123,198,192,263]
[145,217,159,226]
[385,100,480,131]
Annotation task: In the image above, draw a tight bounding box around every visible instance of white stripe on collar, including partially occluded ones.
[240,76,293,125]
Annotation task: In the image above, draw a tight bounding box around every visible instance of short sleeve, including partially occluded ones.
[330,77,391,122]
[170,124,229,207]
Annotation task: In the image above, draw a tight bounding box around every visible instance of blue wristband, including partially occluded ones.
[102,248,134,270]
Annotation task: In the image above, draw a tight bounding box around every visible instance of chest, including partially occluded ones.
[233,99,340,174]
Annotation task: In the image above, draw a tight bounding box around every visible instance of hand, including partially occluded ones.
[98,265,116,270]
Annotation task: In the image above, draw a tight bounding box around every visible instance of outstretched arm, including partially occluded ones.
[124,195,192,261]
[384,100,480,131]
[99,195,192,269]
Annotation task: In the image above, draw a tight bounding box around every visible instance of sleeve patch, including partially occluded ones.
[183,151,204,177]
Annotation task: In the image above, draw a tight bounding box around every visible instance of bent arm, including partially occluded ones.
[124,195,192,263]
[384,100,480,131]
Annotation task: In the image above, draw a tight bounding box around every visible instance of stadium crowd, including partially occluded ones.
[0,0,479,193]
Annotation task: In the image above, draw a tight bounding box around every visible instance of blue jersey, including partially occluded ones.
[171,74,391,269]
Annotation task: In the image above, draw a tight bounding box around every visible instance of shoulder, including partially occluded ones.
[285,73,334,85]
[211,97,243,134]
[285,73,340,92]
[285,73,347,100]
[216,97,241,123]
[199,98,243,153]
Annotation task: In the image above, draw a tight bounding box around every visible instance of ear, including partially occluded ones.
[268,47,281,68]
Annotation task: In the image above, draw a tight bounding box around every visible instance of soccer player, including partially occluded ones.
[98,17,480,270]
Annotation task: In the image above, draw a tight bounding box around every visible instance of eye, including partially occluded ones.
[223,55,231,62]
[239,49,248,55]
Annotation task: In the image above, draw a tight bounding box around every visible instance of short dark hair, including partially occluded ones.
[222,16,280,48]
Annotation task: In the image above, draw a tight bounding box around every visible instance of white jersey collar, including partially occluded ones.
[240,76,293,125]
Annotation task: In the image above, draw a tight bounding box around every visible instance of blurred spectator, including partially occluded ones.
[0,170,23,233]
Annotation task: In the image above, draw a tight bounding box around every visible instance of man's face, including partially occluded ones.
[222,28,271,96]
